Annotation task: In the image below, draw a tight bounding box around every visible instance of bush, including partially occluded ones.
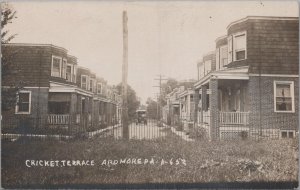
[189,127,208,140]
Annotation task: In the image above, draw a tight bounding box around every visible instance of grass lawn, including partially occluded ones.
[1,130,298,188]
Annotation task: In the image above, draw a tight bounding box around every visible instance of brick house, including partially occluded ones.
[194,16,299,140]
[2,43,122,135]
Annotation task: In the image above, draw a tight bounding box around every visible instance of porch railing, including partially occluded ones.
[219,111,249,125]
[48,114,70,125]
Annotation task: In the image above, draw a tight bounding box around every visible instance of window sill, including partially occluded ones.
[15,112,31,115]
[274,110,295,113]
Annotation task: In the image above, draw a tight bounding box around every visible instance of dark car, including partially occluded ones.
[136,109,147,125]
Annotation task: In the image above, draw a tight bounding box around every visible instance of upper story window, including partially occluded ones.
[51,56,62,77]
[228,31,247,63]
[73,65,77,83]
[274,81,295,113]
[89,79,94,92]
[216,45,228,70]
[97,83,102,94]
[81,75,88,90]
[62,59,67,79]
[198,63,204,79]
[204,60,211,75]
[66,64,73,82]
[15,91,31,114]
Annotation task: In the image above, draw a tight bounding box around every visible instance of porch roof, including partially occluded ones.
[194,66,249,89]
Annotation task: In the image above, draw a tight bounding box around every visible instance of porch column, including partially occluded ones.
[194,88,200,125]
[70,93,77,115]
[209,78,219,140]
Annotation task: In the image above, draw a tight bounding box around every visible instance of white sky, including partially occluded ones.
[6,1,298,103]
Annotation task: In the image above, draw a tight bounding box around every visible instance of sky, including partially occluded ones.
[6,0,298,104]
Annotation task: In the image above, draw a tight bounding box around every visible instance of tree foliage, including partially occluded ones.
[146,98,158,119]
[1,3,19,112]
[1,3,17,43]
[115,84,140,120]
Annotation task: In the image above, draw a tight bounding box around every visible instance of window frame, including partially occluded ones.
[220,45,228,67]
[81,75,89,90]
[15,91,31,114]
[51,55,62,77]
[280,130,295,138]
[273,81,295,113]
[228,31,247,64]
[97,83,102,94]
[66,64,73,82]
[233,31,247,62]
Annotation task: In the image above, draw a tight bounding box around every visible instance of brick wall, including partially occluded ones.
[209,79,219,140]
[248,76,298,131]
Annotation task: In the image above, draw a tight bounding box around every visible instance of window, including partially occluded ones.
[204,60,211,74]
[281,130,295,138]
[73,65,77,83]
[274,81,294,112]
[89,79,94,92]
[97,83,102,94]
[66,64,73,82]
[15,91,31,114]
[62,59,67,79]
[81,75,88,90]
[234,33,246,61]
[216,45,228,70]
[198,62,204,79]
[228,31,247,63]
[220,45,228,67]
[190,95,194,102]
[51,56,62,77]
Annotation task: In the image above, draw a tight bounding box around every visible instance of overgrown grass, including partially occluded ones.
[1,132,298,188]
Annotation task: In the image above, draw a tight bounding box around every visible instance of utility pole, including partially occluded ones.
[153,75,168,121]
[122,11,129,139]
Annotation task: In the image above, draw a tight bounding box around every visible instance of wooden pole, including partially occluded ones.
[122,10,129,139]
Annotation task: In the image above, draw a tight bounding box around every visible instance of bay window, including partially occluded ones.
[81,75,88,90]
[66,64,73,82]
[204,60,211,75]
[51,56,62,77]
[228,31,247,63]
[97,83,102,94]
[274,81,294,112]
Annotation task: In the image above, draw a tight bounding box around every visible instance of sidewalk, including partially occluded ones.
[163,123,194,142]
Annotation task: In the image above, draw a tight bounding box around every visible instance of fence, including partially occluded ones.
[1,111,298,142]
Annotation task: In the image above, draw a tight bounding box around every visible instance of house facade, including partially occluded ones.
[2,43,122,135]
[194,16,299,140]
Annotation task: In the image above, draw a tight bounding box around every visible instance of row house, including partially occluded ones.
[2,43,122,135]
[178,88,195,131]
[163,87,181,125]
[194,16,298,140]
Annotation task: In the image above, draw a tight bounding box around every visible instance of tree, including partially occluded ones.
[146,98,158,119]
[159,78,178,106]
[115,83,140,120]
[1,3,17,43]
[1,3,18,112]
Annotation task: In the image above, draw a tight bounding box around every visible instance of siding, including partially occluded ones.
[226,18,299,74]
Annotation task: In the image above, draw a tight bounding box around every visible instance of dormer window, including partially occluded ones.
[51,56,62,77]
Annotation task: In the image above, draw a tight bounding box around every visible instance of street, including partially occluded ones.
[110,120,168,140]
